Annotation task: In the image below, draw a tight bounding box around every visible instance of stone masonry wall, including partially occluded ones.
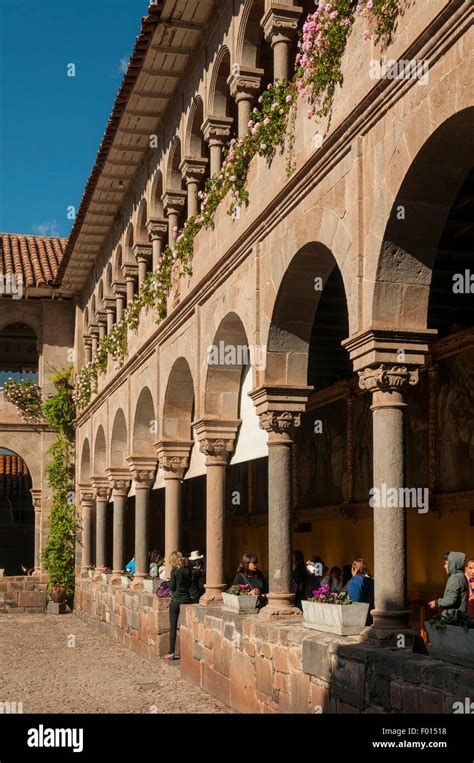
[0,575,48,613]
[180,605,474,714]
[74,578,173,659]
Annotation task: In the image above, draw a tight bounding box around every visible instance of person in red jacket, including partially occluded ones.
[465,557,474,617]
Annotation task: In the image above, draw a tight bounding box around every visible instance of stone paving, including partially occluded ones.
[0,614,232,714]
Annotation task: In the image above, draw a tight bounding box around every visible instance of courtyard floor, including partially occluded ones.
[0,613,232,714]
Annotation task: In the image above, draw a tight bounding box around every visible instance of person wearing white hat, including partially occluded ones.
[189,551,205,597]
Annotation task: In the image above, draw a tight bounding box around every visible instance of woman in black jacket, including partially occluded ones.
[233,553,266,594]
[164,552,195,661]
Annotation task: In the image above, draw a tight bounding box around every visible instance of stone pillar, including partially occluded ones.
[30,489,42,574]
[194,420,240,606]
[97,312,107,341]
[156,442,193,576]
[127,457,156,587]
[91,479,110,571]
[202,117,234,177]
[262,6,302,82]
[228,68,263,138]
[250,386,312,619]
[163,191,187,246]
[106,469,131,581]
[146,218,168,272]
[90,326,99,355]
[132,243,153,288]
[83,336,92,365]
[79,487,95,575]
[122,264,138,305]
[113,281,127,322]
[180,159,209,218]
[104,298,115,334]
[343,328,436,645]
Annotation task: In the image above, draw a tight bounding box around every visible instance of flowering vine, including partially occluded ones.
[75,0,399,410]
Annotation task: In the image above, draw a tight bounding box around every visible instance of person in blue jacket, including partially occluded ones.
[125,557,136,575]
[347,558,375,625]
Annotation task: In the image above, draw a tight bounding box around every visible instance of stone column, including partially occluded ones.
[122,264,138,305]
[262,6,302,82]
[127,457,156,587]
[104,298,116,334]
[250,386,312,619]
[194,420,240,606]
[79,487,95,575]
[180,159,209,218]
[163,191,187,246]
[228,68,263,138]
[132,243,153,288]
[202,117,234,177]
[156,442,193,576]
[30,489,42,574]
[91,479,110,571]
[83,336,92,365]
[146,218,168,272]
[106,470,131,581]
[343,328,436,645]
[113,281,127,323]
[97,312,107,341]
[90,326,99,355]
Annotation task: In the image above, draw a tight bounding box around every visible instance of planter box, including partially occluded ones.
[120,576,131,588]
[302,600,369,635]
[426,621,474,668]
[143,579,156,593]
[87,570,94,579]
[222,592,259,613]
[100,573,111,584]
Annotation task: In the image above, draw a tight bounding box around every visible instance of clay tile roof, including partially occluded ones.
[0,233,68,288]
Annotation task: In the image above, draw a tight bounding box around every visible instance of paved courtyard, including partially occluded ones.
[0,614,232,714]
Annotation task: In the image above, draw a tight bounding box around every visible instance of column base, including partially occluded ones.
[360,609,416,648]
[199,586,226,607]
[110,574,123,586]
[259,592,302,621]
[131,576,145,591]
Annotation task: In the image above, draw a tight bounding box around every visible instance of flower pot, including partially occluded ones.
[425,621,474,667]
[302,600,369,635]
[50,586,67,604]
[143,579,156,593]
[120,576,131,588]
[222,592,259,613]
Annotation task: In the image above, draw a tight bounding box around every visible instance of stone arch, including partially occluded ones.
[97,279,104,310]
[80,438,91,483]
[162,358,195,441]
[0,446,35,574]
[264,243,349,387]
[113,245,123,279]
[0,310,42,341]
[93,425,107,476]
[185,96,205,158]
[90,295,96,322]
[132,387,156,457]
[208,46,233,118]
[166,137,185,191]
[135,198,149,244]
[236,0,272,85]
[105,263,113,296]
[124,223,134,262]
[110,408,128,468]
[204,312,250,419]
[368,107,474,331]
[149,171,164,217]
[83,307,89,332]
[0,322,39,386]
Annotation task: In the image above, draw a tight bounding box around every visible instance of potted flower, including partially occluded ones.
[222,584,259,613]
[98,566,112,583]
[425,611,474,667]
[302,584,369,635]
[50,584,67,604]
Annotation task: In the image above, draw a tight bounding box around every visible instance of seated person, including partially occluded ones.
[233,553,266,594]
[125,557,136,575]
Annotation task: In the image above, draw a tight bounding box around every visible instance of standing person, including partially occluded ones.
[465,558,474,617]
[428,551,468,617]
[149,549,164,578]
[292,550,310,610]
[347,558,375,624]
[233,553,266,595]
[328,566,343,593]
[164,551,194,661]
[189,550,206,598]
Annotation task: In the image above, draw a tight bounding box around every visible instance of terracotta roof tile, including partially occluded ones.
[0,233,67,288]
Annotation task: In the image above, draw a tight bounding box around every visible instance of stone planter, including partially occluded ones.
[88,570,94,579]
[426,621,474,667]
[143,579,156,593]
[222,592,259,613]
[302,600,369,635]
[120,576,131,588]
[100,573,111,584]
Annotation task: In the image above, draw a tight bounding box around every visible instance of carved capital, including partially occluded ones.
[30,489,42,512]
[106,469,131,496]
[83,335,92,348]
[261,8,301,45]
[358,365,420,393]
[122,263,138,281]
[259,410,301,434]
[146,217,168,241]
[193,419,240,464]
[79,490,95,507]
[91,477,110,502]
[162,191,187,216]
[199,438,235,458]
[127,457,156,488]
[104,297,116,314]
[156,441,192,477]
[132,243,153,263]
[227,68,263,100]
[180,158,209,184]
[96,311,107,327]
[113,281,127,298]
[202,116,233,146]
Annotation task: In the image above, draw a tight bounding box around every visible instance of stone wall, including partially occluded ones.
[180,605,474,714]
[74,577,173,659]
[0,575,48,613]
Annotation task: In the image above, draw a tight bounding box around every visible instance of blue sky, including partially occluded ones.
[0,0,148,238]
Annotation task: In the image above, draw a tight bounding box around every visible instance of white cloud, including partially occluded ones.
[33,221,60,237]
[119,57,128,74]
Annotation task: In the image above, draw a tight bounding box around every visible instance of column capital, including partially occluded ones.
[132,242,152,264]
[104,297,116,314]
[179,157,209,184]
[121,263,139,281]
[146,217,168,241]
[112,280,127,298]
[83,335,92,349]
[202,116,234,146]
[90,477,110,501]
[261,5,302,46]
[155,440,193,478]
[106,468,131,497]
[127,456,156,488]
[358,364,420,394]
[250,385,312,443]
[342,328,437,373]
[96,311,107,328]
[30,488,42,512]
[79,487,95,507]
[193,419,240,464]
[162,191,187,216]
[90,324,99,338]
[227,67,263,101]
